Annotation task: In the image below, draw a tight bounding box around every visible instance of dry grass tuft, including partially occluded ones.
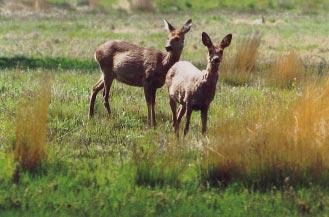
[203,79,329,188]
[221,32,262,85]
[267,51,304,88]
[14,75,52,172]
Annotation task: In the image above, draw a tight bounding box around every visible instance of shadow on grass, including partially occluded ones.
[0,56,98,72]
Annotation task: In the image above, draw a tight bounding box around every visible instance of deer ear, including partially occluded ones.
[220,34,232,49]
[181,19,192,34]
[202,32,213,48]
[163,19,175,32]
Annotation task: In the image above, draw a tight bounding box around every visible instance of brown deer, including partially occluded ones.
[166,32,232,136]
[89,19,192,127]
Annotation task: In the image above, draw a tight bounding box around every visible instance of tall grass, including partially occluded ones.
[202,79,329,188]
[221,33,262,85]
[14,75,52,172]
[267,51,304,88]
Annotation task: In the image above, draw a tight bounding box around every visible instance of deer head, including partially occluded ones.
[163,19,192,52]
[202,32,232,65]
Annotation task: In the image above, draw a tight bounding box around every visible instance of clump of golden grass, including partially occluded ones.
[14,75,51,172]
[203,79,329,188]
[267,51,304,88]
[221,32,262,85]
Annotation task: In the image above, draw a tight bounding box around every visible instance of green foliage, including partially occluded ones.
[0,153,14,184]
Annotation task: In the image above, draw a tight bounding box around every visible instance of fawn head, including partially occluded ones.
[202,32,232,65]
[163,19,192,52]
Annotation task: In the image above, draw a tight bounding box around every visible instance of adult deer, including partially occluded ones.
[89,19,192,127]
[166,32,232,136]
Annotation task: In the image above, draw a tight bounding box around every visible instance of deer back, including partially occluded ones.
[95,40,167,87]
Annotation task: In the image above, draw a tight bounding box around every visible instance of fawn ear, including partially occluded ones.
[181,19,192,34]
[163,19,175,32]
[220,34,232,49]
[202,32,213,48]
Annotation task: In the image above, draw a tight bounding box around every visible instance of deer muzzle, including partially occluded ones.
[212,56,220,63]
[165,45,172,52]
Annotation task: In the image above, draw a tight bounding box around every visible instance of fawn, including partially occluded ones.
[166,32,232,136]
[89,19,192,127]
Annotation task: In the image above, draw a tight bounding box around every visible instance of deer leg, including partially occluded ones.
[169,98,177,132]
[184,106,192,136]
[177,105,186,125]
[150,89,157,128]
[176,105,186,137]
[89,77,104,118]
[144,86,153,127]
[201,107,208,135]
[103,74,114,116]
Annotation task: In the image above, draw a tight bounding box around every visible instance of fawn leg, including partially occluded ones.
[169,98,177,132]
[184,106,192,136]
[201,108,208,135]
[89,77,104,118]
[103,74,114,116]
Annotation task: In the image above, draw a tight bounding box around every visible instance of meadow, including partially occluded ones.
[1,1,329,216]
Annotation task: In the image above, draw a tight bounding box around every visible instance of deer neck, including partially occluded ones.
[205,61,219,83]
[163,49,182,72]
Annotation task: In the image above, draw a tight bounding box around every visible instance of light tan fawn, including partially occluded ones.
[166,32,232,136]
[89,19,192,127]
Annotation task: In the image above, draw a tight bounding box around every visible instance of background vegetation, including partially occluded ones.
[1,0,329,216]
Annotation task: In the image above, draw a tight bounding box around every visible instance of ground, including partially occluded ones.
[1,4,329,217]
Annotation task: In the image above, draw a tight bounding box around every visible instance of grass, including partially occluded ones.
[46,0,329,12]
[203,79,329,189]
[267,51,304,88]
[221,32,262,85]
[0,5,329,217]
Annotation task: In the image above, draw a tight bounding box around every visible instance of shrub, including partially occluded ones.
[14,75,52,172]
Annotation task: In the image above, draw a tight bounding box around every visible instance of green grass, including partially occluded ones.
[45,0,329,12]
[1,7,329,217]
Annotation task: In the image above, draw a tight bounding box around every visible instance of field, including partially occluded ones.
[1,1,329,216]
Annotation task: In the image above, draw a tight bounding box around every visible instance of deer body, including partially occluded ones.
[166,32,232,136]
[167,61,218,109]
[96,41,178,87]
[89,19,192,127]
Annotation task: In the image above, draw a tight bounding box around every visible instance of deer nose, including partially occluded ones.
[165,45,172,52]
[212,56,220,63]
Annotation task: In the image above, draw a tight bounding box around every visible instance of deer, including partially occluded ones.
[166,32,232,136]
[89,19,192,127]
